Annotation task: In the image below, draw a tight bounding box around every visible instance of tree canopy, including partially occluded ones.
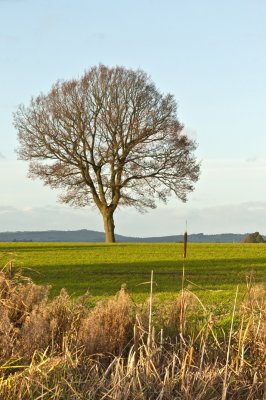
[14,65,200,242]
[241,232,265,243]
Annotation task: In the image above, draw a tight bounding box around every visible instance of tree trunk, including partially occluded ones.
[102,212,116,243]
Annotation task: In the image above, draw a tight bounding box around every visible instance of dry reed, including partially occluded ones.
[0,261,265,400]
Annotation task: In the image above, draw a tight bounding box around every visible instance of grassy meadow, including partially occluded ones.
[1,242,265,312]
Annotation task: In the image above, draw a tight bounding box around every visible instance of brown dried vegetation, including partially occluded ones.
[0,262,265,399]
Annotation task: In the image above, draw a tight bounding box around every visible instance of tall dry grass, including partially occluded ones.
[0,261,265,399]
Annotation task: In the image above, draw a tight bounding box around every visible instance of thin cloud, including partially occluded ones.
[117,201,266,236]
[0,205,100,232]
[1,202,266,236]
[246,157,258,163]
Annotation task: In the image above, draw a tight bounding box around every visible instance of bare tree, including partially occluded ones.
[14,65,200,242]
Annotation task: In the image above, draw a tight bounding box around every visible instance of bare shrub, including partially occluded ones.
[7,283,49,327]
[78,285,134,355]
[0,305,13,359]
[165,289,198,332]
[18,305,51,357]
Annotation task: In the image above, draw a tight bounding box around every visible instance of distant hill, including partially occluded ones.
[0,230,265,243]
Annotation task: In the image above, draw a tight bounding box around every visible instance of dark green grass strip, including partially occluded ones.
[1,242,265,311]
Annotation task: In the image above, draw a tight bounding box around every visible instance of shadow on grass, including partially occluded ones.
[0,244,112,253]
[22,258,266,298]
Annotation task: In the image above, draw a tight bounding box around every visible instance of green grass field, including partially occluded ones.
[1,242,266,312]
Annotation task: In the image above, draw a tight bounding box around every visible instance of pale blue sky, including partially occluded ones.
[0,0,265,235]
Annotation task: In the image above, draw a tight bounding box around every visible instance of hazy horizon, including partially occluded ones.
[0,226,263,238]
